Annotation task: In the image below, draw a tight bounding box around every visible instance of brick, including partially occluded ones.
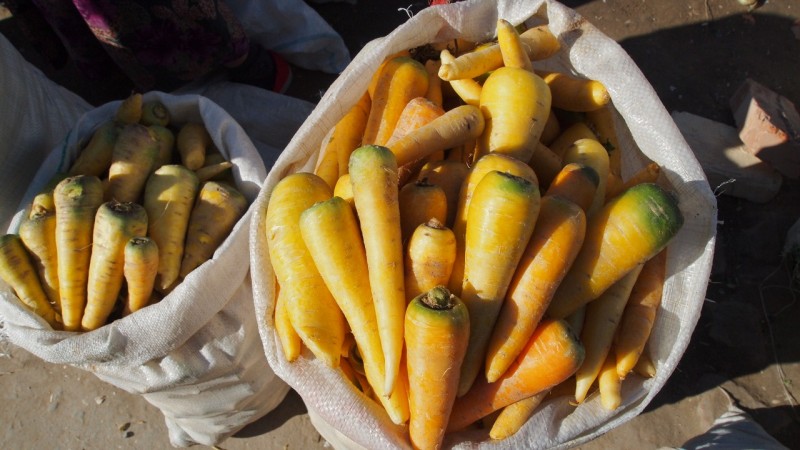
[672,111,782,203]
[730,78,800,178]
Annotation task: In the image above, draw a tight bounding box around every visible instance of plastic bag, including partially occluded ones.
[0,90,286,447]
[249,0,717,448]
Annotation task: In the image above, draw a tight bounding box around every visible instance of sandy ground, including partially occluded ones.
[2,0,800,449]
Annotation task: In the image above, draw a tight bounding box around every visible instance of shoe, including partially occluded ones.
[229,43,292,94]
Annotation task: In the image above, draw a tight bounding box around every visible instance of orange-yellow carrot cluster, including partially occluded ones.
[264,18,685,449]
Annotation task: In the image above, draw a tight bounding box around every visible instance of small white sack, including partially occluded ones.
[0,89,289,447]
[249,0,718,448]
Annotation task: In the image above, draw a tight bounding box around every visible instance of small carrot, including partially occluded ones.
[107,123,159,203]
[274,281,303,362]
[417,160,470,228]
[398,179,447,244]
[496,19,532,71]
[477,66,551,163]
[528,143,563,189]
[140,99,170,127]
[448,153,538,296]
[574,264,644,403]
[349,145,406,396]
[387,104,485,168]
[405,286,469,450]
[561,138,611,215]
[439,49,482,107]
[633,350,657,378]
[122,236,159,316]
[598,349,622,410]
[363,56,429,147]
[332,173,354,209]
[447,319,584,432]
[545,162,600,213]
[149,124,175,171]
[615,249,667,379]
[546,183,683,319]
[68,121,120,177]
[458,170,541,396]
[115,92,143,124]
[54,175,104,331]
[143,164,199,292]
[265,172,346,367]
[82,201,148,331]
[18,211,60,308]
[0,234,59,327]
[176,122,211,170]
[404,218,457,300]
[299,196,409,424]
[484,195,586,383]
[180,181,248,275]
[195,160,233,183]
[28,173,68,218]
[548,121,598,159]
[489,391,548,440]
[538,71,610,112]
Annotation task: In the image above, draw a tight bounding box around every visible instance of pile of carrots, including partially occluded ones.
[267,19,684,449]
[0,93,248,332]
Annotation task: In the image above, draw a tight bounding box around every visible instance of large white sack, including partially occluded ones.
[249,0,718,448]
[0,34,318,446]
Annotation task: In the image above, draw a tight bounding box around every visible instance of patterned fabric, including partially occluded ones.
[11,0,251,91]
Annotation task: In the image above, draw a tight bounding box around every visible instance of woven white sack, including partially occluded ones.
[0,88,290,447]
[249,0,718,448]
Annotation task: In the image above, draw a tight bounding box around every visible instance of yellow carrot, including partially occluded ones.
[546,183,683,319]
[423,59,443,108]
[404,218,457,301]
[314,142,340,190]
[28,173,67,219]
[496,19,532,71]
[149,124,175,171]
[633,350,657,378]
[363,56,429,147]
[387,104,485,168]
[574,264,643,403]
[332,173,354,210]
[417,160,470,228]
[585,104,622,176]
[478,66,551,162]
[348,145,406,396]
[115,92,143,124]
[82,201,148,331]
[489,392,548,440]
[398,179,447,244]
[195,160,233,183]
[299,196,409,424]
[176,122,211,170]
[615,249,667,379]
[107,123,159,203]
[598,349,622,410]
[545,162,600,213]
[484,195,586,383]
[0,234,59,327]
[539,70,611,112]
[18,211,60,309]
[265,172,346,367]
[540,111,561,146]
[54,175,104,331]
[326,92,371,179]
[68,121,120,177]
[274,281,303,362]
[562,138,610,215]
[548,121,598,159]
[439,49,482,107]
[122,236,159,316]
[143,164,199,292]
[448,153,538,296]
[180,182,248,277]
[140,99,170,127]
[405,286,470,450]
[458,170,541,396]
[528,143,563,189]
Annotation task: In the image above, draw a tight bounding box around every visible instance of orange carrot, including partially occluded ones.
[458,170,541,396]
[447,319,584,432]
[398,180,447,244]
[528,143,563,190]
[385,97,445,148]
[484,195,586,383]
[404,218,457,300]
[561,138,610,215]
[545,162,600,213]
[405,286,470,450]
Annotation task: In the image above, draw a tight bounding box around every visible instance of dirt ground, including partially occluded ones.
[1,0,799,449]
